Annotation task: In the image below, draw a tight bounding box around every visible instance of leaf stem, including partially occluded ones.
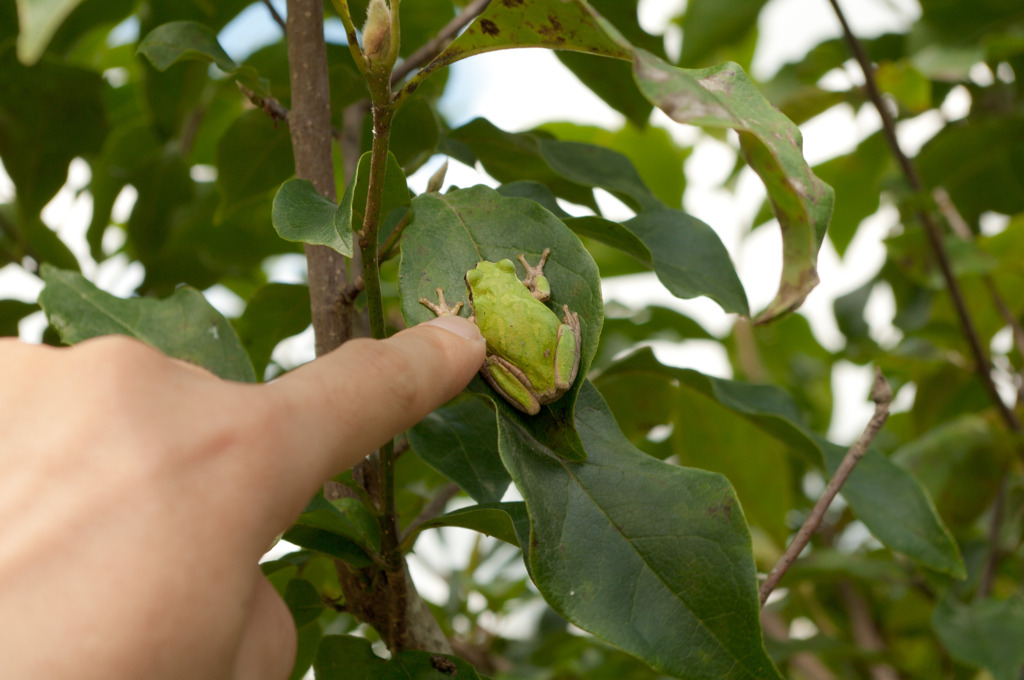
[759,368,892,606]
[328,0,369,76]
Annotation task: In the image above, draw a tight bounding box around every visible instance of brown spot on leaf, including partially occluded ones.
[706,498,735,521]
[501,0,524,6]
[480,19,500,37]
[430,655,458,674]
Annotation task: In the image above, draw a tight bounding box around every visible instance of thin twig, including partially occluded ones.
[261,0,287,32]
[390,0,491,86]
[399,482,462,544]
[236,81,288,123]
[978,478,1007,598]
[828,0,1023,438]
[839,582,900,680]
[760,369,892,606]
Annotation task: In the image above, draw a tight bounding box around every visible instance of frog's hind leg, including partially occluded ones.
[481,355,542,415]
[554,305,581,389]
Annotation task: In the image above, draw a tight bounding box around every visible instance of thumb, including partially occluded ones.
[250,315,485,508]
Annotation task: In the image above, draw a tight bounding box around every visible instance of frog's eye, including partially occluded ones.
[496,259,516,273]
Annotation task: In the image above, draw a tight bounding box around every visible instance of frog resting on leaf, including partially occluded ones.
[419,248,582,416]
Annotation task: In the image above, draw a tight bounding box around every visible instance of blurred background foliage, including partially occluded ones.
[2,0,1024,678]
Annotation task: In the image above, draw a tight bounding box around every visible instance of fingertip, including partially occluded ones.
[419,314,484,344]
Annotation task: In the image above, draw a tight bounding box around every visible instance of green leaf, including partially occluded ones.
[677,0,769,66]
[293,493,382,555]
[627,52,833,323]
[14,0,83,64]
[218,109,296,220]
[447,119,599,210]
[284,578,325,628]
[557,52,653,128]
[233,283,311,380]
[596,351,793,542]
[420,0,631,78]
[809,132,889,256]
[137,20,237,73]
[415,502,530,550]
[892,415,1007,529]
[819,439,965,578]
[407,396,511,504]
[37,265,257,382]
[623,209,749,316]
[340,151,410,238]
[917,115,1024,228]
[599,349,965,578]
[272,180,353,256]
[0,49,106,216]
[540,121,688,209]
[314,635,486,679]
[501,381,782,679]
[932,596,1024,680]
[399,185,603,461]
[0,299,37,337]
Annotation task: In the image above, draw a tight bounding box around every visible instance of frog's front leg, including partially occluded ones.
[419,288,465,318]
[517,249,552,302]
[480,356,542,416]
[553,305,581,390]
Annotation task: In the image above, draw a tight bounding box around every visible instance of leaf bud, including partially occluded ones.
[362,0,392,70]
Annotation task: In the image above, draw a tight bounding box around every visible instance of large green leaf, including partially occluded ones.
[417,0,631,80]
[598,349,965,578]
[677,0,769,66]
[218,109,295,220]
[314,635,486,679]
[540,121,688,209]
[424,1,831,322]
[407,396,511,504]
[502,381,782,679]
[932,596,1024,680]
[37,265,256,382]
[623,209,749,315]
[626,52,833,323]
[399,185,604,461]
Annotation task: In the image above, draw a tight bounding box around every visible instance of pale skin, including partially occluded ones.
[0,315,485,680]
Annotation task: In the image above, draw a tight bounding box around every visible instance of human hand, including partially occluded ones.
[0,316,485,680]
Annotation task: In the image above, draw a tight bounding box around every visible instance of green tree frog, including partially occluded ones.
[419,248,581,416]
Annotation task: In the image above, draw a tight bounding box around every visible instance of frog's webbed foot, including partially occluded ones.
[518,248,552,301]
[419,288,464,317]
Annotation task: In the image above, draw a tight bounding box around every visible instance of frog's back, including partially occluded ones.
[475,290,560,386]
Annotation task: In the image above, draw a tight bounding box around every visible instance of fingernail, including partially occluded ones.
[422,315,483,343]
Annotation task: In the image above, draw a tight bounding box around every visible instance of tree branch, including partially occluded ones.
[828,0,1022,437]
[261,0,287,32]
[286,0,360,355]
[400,482,461,545]
[760,369,892,606]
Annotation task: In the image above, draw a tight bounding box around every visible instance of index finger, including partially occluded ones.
[243,316,485,521]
